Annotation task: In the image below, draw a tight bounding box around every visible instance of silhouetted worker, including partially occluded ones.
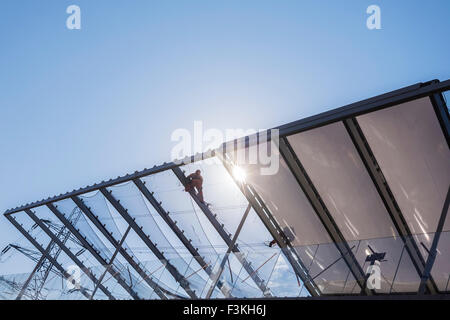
[268,226,296,247]
[185,169,204,203]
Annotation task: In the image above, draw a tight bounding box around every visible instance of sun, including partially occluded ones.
[232,165,246,183]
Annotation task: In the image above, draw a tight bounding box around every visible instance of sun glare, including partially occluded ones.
[232,165,247,183]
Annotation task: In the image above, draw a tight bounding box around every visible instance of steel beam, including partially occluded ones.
[418,186,450,294]
[16,237,55,300]
[46,204,140,299]
[172,166,272,297]
[64,198,168,299]
[5,81,449,218]
[24,209,118,300]
[6,214,98,300]
[133,178,232,298]
[430,93,449,148]
[205,204,252,298]
[216,153,321,297]
[278,137,370,295]
[91,226,132,299]
[99,187,198,299]
[344,118,438,294]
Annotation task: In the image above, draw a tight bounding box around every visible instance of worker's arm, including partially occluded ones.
[186,173,195,179]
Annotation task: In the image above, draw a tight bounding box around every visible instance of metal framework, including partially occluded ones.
[277,137,371,295]
[133,178,232,298]
[172,167,272,297]
[68,197,168,299]
[343,118,438,294]
[3,79,449,299]
[5,215,94,300]
[99,187,198,299]
[216,151,321,296]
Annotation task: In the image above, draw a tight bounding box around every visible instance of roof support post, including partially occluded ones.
[172,166,272,297]
[99,187,198,299]
[418,186,450,294]
[69,197,168,299]
[344,117,438,294]
[6,215,95,300]
[133,178,232,298]
[278,137,371,295]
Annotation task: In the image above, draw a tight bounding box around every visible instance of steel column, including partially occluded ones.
[99,187,198,299]
[344,117,438,294]
[172,166,272,297]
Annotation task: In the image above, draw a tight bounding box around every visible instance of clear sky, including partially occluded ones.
[0,1,449,272]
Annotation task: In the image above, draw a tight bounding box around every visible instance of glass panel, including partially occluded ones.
[228,142,356,294]
[141,170,269,297]
[287,121,421,292]
[180,159,299,294]
[357,97,450,237]
[107,182,211,298]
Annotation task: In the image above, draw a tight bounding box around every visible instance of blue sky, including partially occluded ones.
[0,0,449,274]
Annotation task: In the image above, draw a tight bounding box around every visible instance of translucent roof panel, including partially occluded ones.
[357,97,450,237]
[228,142,358,294]
[287,121,421,292]
[287,122,397,240]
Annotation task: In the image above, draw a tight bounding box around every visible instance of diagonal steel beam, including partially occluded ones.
[133,178,232,298]
[6,215,94,300]
[45,204,140,299]
[205,204,252,298]
[418,185,450,294]
[344,117,438,294]
[99,187,198,299]
[91,226,132,299]
[172,166,272,297]
[278,137,371,295]
[16,236,56,300]
[23,209,116,299]
[68,197,168,299]
[215,153,321,297]
[25,209,118,299]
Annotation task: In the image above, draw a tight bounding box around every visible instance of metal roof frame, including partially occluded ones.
[4,79,449,298]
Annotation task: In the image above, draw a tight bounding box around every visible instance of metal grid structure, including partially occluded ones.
[2,79,449,299]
